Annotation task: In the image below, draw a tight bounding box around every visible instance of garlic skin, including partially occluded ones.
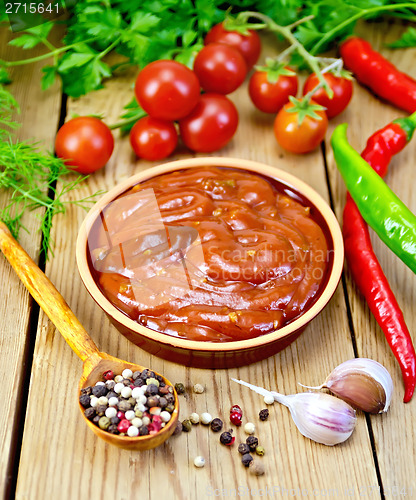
[304,358,393,414]
[272,392,357,446]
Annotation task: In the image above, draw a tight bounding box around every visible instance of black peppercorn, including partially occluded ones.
[106,391,118,400]
[159,397,168,408]
[220,431,234,445]
[211,418,223,432]
[172,421,183,436]
[246,435,259,451]
[81,386,92,396]
[165,393,175,405]
[146,384,159,396]
[122,378,131,386]
[259,409,269,421]
[146,396,159,407]
[238,443,250,455]
[110,416,120,425]
[95,404,107,416]
[139,426,149,436]
[118,400,132,412]
[92,415,101,425]
[241,453,253,467]
[140,369,150,379]
[175,382,186,394]
[79,394,91,408]
[155,374,163,383]
[92,385,108,398]
[108,424,119,434]
[133,378,145,387]
[84,407,96,420]
[132,371,142,380]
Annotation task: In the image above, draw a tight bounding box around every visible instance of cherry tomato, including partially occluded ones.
[134,60,200,121]
[129,116,178,161]
[303,73,353,119]
[204,22,261,70]
[273,100,328,154]
[55,116,114,174]
[249,69,298,113]
[194,43,247,95]
[179,93,238,152]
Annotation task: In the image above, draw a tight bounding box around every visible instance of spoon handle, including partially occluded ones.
[0,221,99,362]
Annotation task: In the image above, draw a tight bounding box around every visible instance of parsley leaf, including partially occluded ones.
[387,27,416,48]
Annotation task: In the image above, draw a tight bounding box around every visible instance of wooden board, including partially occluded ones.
[326,22,416,495]
[12,33,382,499]
[0,28,62,498]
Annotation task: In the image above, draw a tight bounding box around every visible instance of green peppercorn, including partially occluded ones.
[165,404,175,413]
[175,383,186,395]
[135,410,143,418]
[98,416,111,430]
[255,446,265,456]
[211,418,223,432]
[259,409,269,421]
[246,435,259,451]
[146,377,160,387]
[242,453,253,467]
[182,419,192,432]
[238,443,250,455]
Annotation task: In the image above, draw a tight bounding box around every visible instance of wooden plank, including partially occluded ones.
[325,22,416,495]
[0,26,63,498]
[15,35,378,499]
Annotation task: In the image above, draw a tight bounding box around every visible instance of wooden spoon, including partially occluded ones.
[0,221,179,451]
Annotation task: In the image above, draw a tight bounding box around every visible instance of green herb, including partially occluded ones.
[0,85,99,255]
[2,0,416,98]
[387,26,416,48]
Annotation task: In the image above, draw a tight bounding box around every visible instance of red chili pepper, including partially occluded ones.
[343,112,416,402]
[340,37,416,114]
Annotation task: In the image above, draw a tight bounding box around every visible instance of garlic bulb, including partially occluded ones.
[301,358,393,414]
[232,379,357,446]
[271,391,357,446]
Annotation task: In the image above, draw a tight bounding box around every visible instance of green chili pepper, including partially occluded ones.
[331,123,416,275]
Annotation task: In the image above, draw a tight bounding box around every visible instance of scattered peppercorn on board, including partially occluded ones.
[1,21,416,500]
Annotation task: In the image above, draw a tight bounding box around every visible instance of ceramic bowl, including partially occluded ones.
[76,157,344,369]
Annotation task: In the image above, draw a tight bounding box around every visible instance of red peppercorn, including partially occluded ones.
[117,411,125,420]
[117,419,130,433]
[103,370,114,380]
[230,411,243,426]
[230,405,242,416]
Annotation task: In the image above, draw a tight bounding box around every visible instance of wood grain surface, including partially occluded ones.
[0,19,415,500]
[0,28,62,499]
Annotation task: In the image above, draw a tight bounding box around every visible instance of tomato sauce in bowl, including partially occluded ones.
[87,166,331,343]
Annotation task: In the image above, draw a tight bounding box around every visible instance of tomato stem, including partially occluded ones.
[109,111,147,130]
[238,11,334,98]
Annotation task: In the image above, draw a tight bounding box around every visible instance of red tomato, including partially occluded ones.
[129,116,178,161]
[204,22,261,70]
[193,43,247,95]
[273,100,328,154]
[249,69,298,113]
[303,73,353,119]
[55,116,114,174]
[179,93,238,152]
[134,60,200,121]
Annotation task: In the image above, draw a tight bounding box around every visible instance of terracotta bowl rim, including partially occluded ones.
[76,156,344,352]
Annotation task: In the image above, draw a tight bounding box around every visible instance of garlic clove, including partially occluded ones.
[323,358,393,414]
[274,392,357,446]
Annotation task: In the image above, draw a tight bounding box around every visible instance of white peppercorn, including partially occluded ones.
[190,413,200,424]
[200,412,213,425]
[194,456,205,468]
[193,384,205,394]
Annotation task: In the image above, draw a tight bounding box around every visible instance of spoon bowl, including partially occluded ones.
[0,221,179,451]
